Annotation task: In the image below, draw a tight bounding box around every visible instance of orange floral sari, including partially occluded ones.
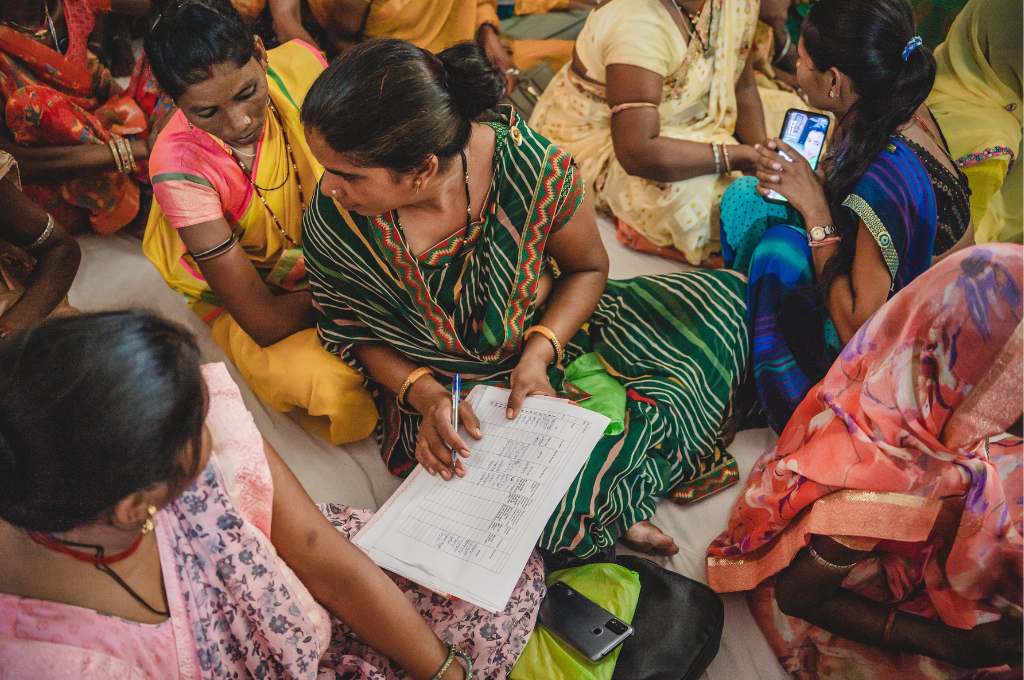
[0,0,168,233]
[707,244,1023,678]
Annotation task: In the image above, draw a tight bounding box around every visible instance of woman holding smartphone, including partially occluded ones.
[719,0,973,432]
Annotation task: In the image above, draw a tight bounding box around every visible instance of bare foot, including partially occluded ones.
[621,520,679,556]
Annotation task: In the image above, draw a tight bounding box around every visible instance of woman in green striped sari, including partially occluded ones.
[300,39,750,559]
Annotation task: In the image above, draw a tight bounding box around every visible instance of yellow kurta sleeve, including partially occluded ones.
[514,0,572,14]
[476,0,501,29]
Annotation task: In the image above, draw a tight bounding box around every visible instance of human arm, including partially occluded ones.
[0,176,80,334]
[268,0,320,46]
[264,441,470,680]
[476,1,516,90]
[606,64,758,182]
[178,217,313,346]
[347,343,482,481]
[774,535,1023,669]
[754,138,891,343]
[505,189,608,417]
[0,119,148,184]
[733,53,768,146]
[758,0,795,74]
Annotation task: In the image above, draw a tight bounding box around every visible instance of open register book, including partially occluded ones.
[354,385,610,612]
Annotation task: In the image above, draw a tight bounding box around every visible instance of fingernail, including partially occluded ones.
[506,408,514,419]
[754,144,761,150]
[473,428,481,437]
[772,163,781,170]
[461,448,470,457]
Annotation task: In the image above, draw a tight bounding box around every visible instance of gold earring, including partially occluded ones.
[413,178,422,192]
[140,505,157,535]
[829,87,837,99]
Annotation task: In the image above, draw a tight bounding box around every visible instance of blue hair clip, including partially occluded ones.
[901,36,923,62]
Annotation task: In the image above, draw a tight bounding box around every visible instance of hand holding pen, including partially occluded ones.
[407,372,482,481]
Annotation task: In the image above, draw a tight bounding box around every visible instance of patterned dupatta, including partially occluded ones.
[305,107,584,379]
[158,363,331,679]
[707,245,1023,629]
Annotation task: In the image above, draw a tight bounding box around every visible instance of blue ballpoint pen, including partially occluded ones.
[450,373,462,469]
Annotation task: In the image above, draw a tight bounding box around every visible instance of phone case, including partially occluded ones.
[538,582,635,662]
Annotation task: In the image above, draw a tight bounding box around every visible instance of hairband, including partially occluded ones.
[901,36,923,62]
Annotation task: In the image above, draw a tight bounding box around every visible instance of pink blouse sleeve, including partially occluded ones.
[149,117,232,229]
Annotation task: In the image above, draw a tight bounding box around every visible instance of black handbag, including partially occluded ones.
[611,556,725,680]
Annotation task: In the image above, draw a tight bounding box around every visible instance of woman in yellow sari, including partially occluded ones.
[142,0,376,444]
[927,0,1021,244]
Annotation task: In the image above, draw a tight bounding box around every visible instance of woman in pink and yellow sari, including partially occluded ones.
[143,1,375,444]
[707,243,1024,678]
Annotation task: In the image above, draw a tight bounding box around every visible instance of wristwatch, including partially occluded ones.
[807,223,838,244]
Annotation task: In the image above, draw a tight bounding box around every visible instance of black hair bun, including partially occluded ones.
[438,42,506,120]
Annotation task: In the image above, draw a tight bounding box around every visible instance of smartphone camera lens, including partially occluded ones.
[605,619,627,634]
[592,627,603,636]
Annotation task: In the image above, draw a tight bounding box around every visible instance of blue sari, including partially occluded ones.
[721,136,940,432]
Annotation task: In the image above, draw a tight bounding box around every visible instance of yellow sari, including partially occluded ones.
[530,0,759,264]
[928,0,1022,244]
[143,41,377,445]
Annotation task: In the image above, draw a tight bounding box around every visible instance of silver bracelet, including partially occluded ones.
[773,31,793,66]
[26,213,54,251]
[807,545,857,572]
[710,142,722,175]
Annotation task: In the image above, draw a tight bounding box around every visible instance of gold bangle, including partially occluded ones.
[397,366,433,406]
[722,144,732,174]
[524,325,564,365]
[118,137,137,174]
[108,139,127,174]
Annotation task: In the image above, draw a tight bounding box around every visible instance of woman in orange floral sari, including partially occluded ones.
[0,0,166,234]
[707,244,1023,678]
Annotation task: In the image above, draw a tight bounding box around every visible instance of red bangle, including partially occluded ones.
[882,606,899,644]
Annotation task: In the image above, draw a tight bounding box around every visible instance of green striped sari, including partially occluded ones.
[303,108,750,558]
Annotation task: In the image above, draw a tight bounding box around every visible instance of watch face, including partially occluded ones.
[810,227,825,241]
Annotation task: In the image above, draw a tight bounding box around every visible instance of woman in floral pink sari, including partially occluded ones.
[707,244,1024,678]
[0,311,544,679]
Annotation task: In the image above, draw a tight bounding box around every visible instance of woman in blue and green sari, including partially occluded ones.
[720,0,973,432]
[300,39,750,560]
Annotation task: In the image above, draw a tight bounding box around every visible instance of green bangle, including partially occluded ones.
[431,644,456,680]
[453,648,473,678]
[431,644,473,680]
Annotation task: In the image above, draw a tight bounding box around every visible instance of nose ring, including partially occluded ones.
[329,188,338,196]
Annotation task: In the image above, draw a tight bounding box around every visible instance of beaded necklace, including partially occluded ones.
[226,101,301,249]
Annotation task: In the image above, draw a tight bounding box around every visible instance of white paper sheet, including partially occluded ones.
[354,385,610,612]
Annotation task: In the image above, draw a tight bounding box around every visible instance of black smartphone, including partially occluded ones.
[764,108,831,203]
[538,581,634,662]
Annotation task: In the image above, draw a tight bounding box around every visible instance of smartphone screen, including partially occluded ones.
[764,108,830,202]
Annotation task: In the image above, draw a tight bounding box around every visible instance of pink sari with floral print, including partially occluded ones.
[0,363,545,679]
[706,244,1024,679]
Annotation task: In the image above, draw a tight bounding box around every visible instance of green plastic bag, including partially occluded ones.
[510,563,641,680]
[562,352,626,436]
